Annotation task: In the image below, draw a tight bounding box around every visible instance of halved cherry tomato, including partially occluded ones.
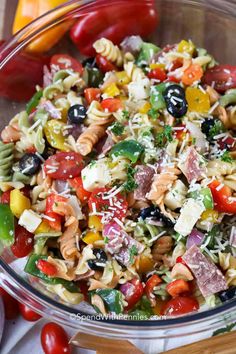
[45,194,68,231]
[166,279,190,298]
[208,180,236,214]
[148,68,167,82]
[202,65,236,93]
[100,98,123,112]
[19,303,41,322]
[41,322,71,354]
[145,274,162,306]
[11,225,34,258]
[217,136,236,151]
[161,296,199,316]
[68,177,91,203]
[0,190,11,204]
[124,278,144,311]
[88,187,128,220]
[0,287,19,320]
[44,152,84,180]
[84,88,101,105]
[96,54,117,74]
[36,259,57,277]
[50,54,83,74]
[182,64,203,86]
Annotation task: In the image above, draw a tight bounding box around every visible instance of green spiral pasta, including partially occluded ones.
[0,142,14,182]
[219,89,236,107]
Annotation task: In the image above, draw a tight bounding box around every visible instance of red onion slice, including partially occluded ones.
[186,229,205,249]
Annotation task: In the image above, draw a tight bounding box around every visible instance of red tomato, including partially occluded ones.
[79,281,89,301]
[68,177,91,203]
[11,225,34,258]
[0,190,11,204]
[0,287,19,320]
[202,65,236,93]
[41,322,71,354]
[182,64,203,86]
[174,125,188,141]
[170,58,183,71]
[84,88,101,104]
[88,187,128,221]
[217,136,236,151]
[208,180,236,214]
[45,194,68,231]
[96,54,117,73]
[124,279,144,311]
[19,303,41,321]
[36,259,57,277]
[161,296,199,316]
[21,186,31,199]
[166,75,181,83]
[44,152,84,180]
[148,68,167,82]
[50,54,83,74]
[145,274,162,306]
[100,98,123,112]
[166,279,190,298]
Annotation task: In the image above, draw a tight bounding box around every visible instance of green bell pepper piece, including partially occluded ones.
[91,289,124,314]
[26,90,43,115]
[150,83,170,110]
[24,254,79,293]
[0,204,14,247]
[110,140,144,163]
[136,42,161,67]
[189,187,214,210]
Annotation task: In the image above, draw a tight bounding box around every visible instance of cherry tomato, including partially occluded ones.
[124,278,144,311]
[148,68,167,82]
[96,54,117,73]
[50,54,83,74]
[41,322,71,354]
[36,259,57,277]
[44,152,84,180]
[68,177,91,203]
[100,98,123,112]
[208,180,236,214]
[182,64,203,86]
[145,274,162,306]
[19,303,42,321]
[45,194,68,231]
[202,65,236,93]
[88,187,128,221]
[0,190,11,204]
[0,287,19,320]
[11,225,34,258]
[161,296,199,316]
[217,136,236,151]
[84,88,101,104]
[166,279,190,298]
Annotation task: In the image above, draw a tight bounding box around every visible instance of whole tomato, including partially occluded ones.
[41,322,71,354]
[19,303,41,322]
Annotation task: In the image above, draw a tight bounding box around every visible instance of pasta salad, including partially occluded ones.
[1,36,236,318]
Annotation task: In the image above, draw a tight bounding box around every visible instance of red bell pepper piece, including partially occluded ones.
[100,98,123,112]
[208,180,236,214]
[148,68,167,82]
[144,274,162,306]
[96,54,117,74]
[70,0,158,56]
[166,279,190,298]
[45,194,68,231]
[84,88,101,104]
[161,296,199,316]
[0,41,49,101]
[68,177,91,203]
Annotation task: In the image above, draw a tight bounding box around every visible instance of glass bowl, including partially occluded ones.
[0,0,236,352]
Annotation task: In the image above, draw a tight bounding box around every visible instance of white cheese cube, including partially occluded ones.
[164,180,188,210]
[18,209,42,233]
[128,78,150,101]
[174,198,205,236]
[81,159,111,192]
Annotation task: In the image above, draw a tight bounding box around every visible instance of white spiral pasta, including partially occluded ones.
[193,55,212,66]
[46,284,83,304]
[206,159,236,177]
[224,173,236,191]
[124,62,145,82]
[93,38,123,66]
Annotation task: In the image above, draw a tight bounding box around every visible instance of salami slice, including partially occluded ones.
[134,165,155,200]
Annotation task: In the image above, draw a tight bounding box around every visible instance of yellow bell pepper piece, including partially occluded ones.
[103,83,120,97]
[88,215,103,232]
[115,71,130,86]
[200,209,219,222]
[12,0,72,53]
[137,255,155,274]
[10,189,31,219]
[35,220,52,234]
[149,63,165,70]
[186,87,210,113]
[139,102,151,114]
[83,231,103,245]
[177,39,195,56]
[44,119,68,151]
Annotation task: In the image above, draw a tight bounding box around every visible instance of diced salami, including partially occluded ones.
[101,135,114,155]
[178,147,206,183]
[134,165,155,200]
[183,245,228,297]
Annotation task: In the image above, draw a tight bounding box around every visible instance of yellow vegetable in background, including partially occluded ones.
[88,215,103,232]
[35,220,52,234]
[177,39,195,56]
[10,189,31,218]
[83,231,103,245]
[44,119,68,151]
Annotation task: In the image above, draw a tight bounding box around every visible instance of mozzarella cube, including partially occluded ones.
[18,209,42,233]
[128,78,150,101]
[174,198,205,236]
[81,160,111,192]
